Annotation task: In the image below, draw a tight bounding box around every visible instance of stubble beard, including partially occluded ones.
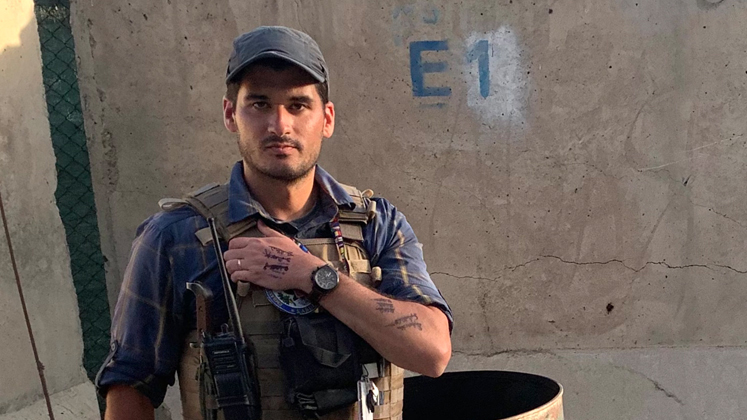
[239,134,321,184]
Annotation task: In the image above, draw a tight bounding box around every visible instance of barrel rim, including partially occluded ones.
[407,369,561,392]
[502,384,564,420]
[404,369,564,419]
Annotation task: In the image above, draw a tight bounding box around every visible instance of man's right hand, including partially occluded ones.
[105,385,155,420]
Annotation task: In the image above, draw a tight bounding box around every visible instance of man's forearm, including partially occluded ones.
[105,385,155,420]
[223,226,451,375]
[320,274,451,377]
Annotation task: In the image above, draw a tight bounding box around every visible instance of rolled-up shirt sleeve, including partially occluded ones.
[95,215,182,407]
[365,198,453,331]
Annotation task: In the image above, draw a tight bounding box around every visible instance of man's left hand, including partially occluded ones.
[223,220,323,293]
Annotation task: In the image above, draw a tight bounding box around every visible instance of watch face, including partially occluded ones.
[315,265,338,291]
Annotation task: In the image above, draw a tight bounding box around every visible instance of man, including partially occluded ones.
[97,26,452,420]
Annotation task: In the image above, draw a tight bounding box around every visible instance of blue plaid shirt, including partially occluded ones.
[95,162,452,407]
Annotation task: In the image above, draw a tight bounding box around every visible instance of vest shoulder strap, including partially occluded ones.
[182,182,258,245]
[157,197,188,211]
[157,182,222,214]
[166,181,379,245]
[337,183,376,225]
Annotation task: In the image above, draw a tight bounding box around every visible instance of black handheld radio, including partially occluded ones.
[187,218,261,420]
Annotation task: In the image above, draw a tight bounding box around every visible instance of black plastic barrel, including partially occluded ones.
[403,371,564,420]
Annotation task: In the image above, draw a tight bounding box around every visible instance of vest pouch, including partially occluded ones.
[280,312,362,415]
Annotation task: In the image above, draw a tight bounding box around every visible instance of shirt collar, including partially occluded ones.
[226,161,356,225]
[313,165,356,209]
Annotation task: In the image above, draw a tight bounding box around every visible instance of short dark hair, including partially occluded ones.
[225,58,329,106]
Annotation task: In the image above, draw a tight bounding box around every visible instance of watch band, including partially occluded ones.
[307,286,324,305]
[308,264,338,304]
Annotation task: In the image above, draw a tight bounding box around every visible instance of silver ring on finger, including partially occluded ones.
[237,259,242,269]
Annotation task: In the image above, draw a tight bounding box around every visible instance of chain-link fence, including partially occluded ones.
[34,0,111,411]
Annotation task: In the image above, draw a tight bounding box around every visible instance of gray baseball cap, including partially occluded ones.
[226,26,329,90]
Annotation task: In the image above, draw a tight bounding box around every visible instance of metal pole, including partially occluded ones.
[0,188,56,420]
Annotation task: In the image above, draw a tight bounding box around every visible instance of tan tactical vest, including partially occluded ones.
[162,183,404,420]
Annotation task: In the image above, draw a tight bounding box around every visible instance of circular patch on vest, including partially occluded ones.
[265,289,317,315]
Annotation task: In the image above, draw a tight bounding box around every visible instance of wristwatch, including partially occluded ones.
[308,263,339,304]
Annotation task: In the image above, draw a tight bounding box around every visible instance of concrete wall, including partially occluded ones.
[0,0,98,418]
[71,0,747,419]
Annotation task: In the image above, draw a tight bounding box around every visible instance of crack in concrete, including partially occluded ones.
[429,271,501,282]
[437,256,746,279]
[651,381,684,406]
[693,203,747,230]
[510,255,746,275]
[615,366,684,406]
[541,254,638,271]
[505,257,541,272]
[431,257,549,280]
[634,261,712,272]
[452,349,558,358]
[433,253,747,282]
[714,264,747,274]
[543,254,725,273]
[708,209,743,227]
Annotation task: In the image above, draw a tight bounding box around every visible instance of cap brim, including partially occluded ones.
[226,51,326,83]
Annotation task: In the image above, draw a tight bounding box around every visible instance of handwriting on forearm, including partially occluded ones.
[374,298,395,313]
[387,313,423,331]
